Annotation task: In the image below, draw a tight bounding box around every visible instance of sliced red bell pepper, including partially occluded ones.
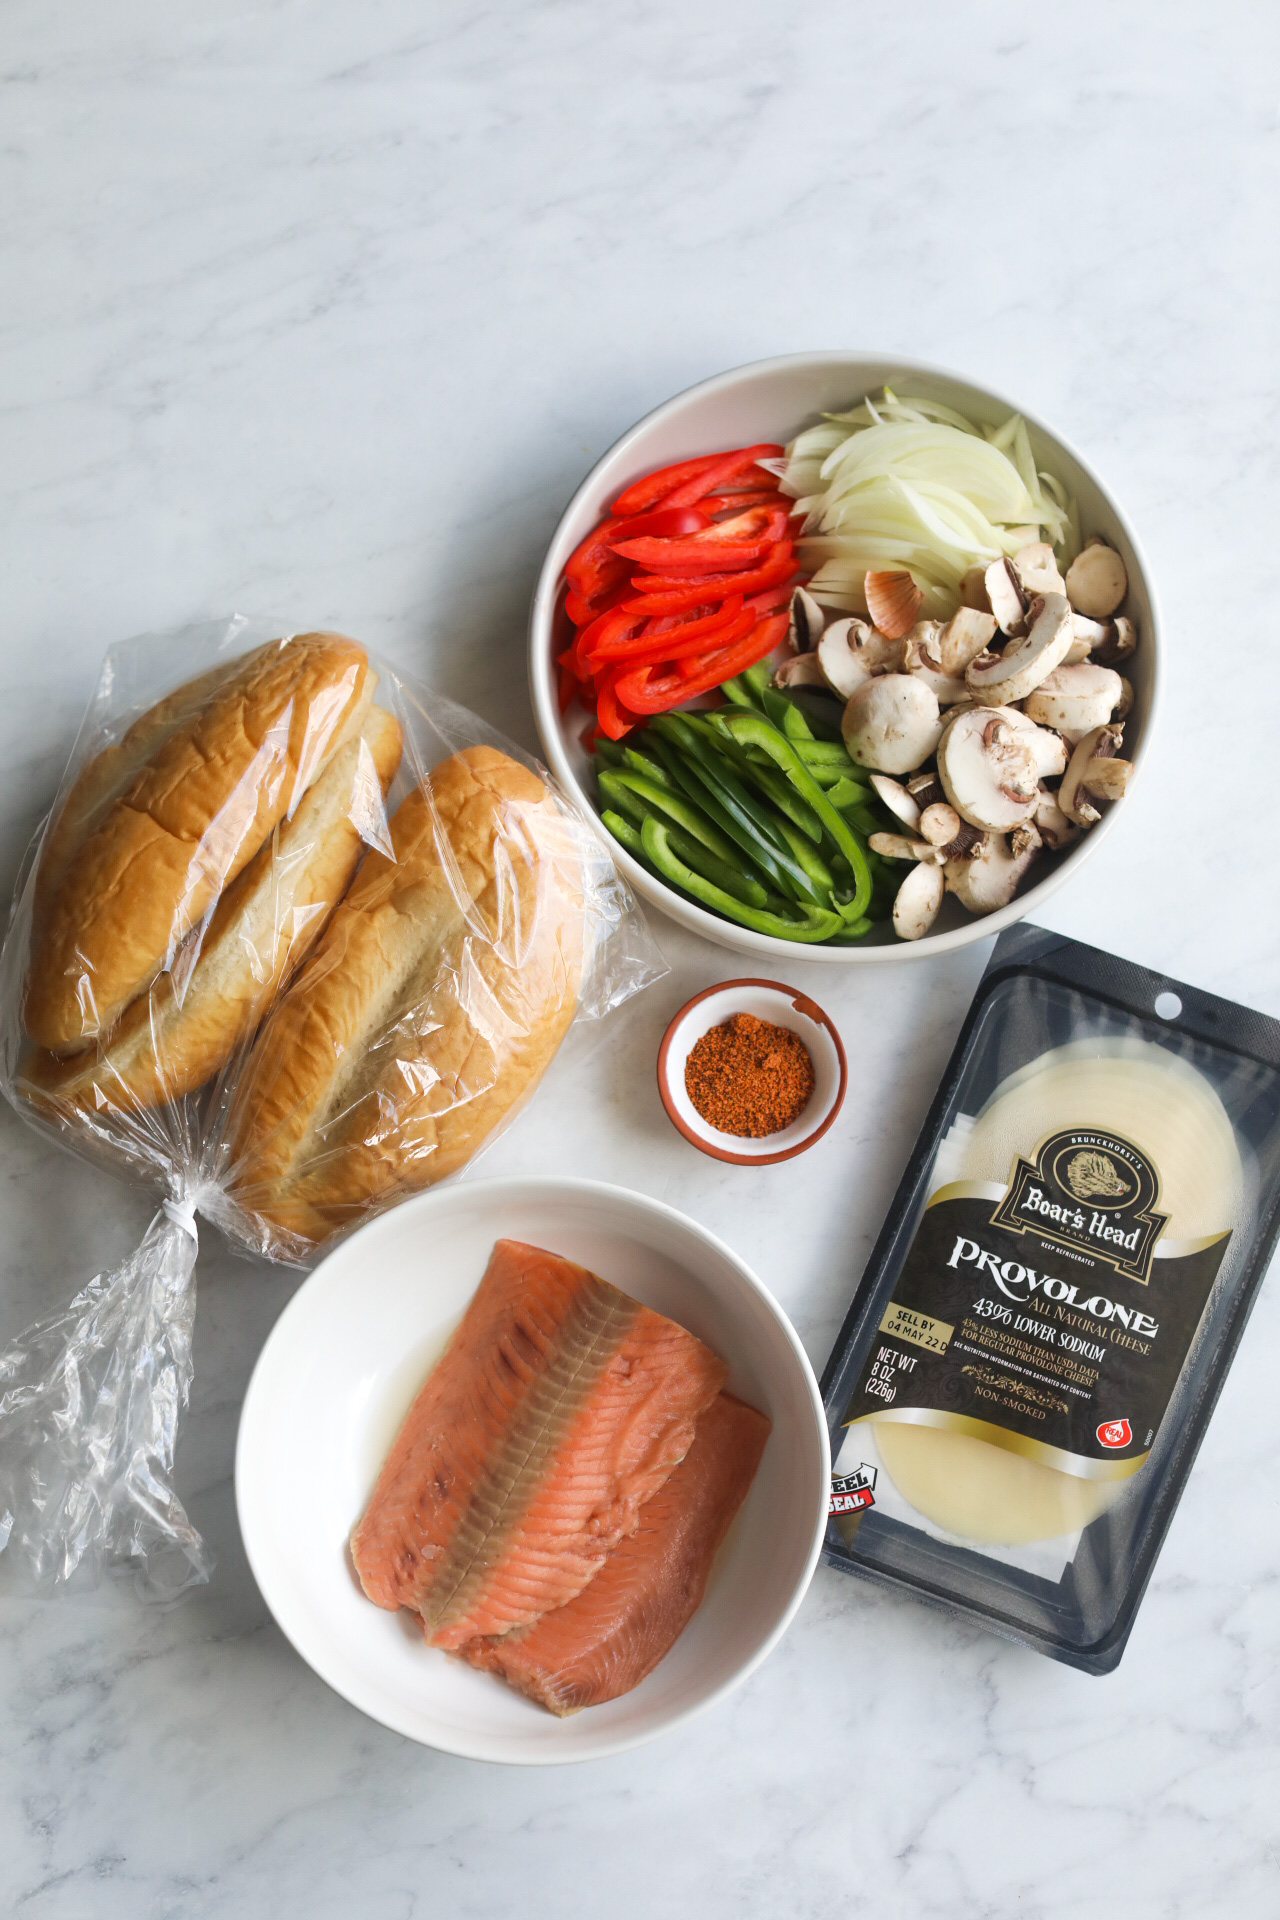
[615,613,788,712]
[565,515,631,602]
[590,597,745,660]
[699,489,784,517]
[610,505,709,540]
[573,603,646,676]
[657,443,785,510]
[594,670,643,740]
[564,576,632,628]
[744,581,798,616]
[600,604,757,670]
[609,505,790,575]
[611,453,726,518]
[626,542,798,610]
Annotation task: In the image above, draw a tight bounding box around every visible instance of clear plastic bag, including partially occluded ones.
[0,616,664,1596]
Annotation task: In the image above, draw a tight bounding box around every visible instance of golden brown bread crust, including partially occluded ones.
[226,745,584,1248]
[26,634,374,1053]
[32,656,246,931]
[18,707,403,1116]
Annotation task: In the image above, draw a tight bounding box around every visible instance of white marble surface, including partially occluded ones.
[2,2,1279,1912]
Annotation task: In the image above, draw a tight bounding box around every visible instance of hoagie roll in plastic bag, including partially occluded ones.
[0,616,663,1596]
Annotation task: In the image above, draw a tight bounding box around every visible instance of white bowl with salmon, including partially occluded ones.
[528,352,1159,962]
[236,1176,829,1764]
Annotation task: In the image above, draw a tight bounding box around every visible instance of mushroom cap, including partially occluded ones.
[985,557,1030,636]
[816,617,902,699]
[788,586,825,654]
[816,619,872,699]
[958,564,991,613]
[1034,787,1080,851]
[1058,722,1132,826]
[1093,614,1137,666]
[1001,705,1068,778]
[892,860,944,941]
[868,773,920,832]
[842,673,943,776]
[1013,541,1066,598]
[937,607,997,678]
[774,651,829,689]
[936,705,1041,831]
[902,623,969,704]
[965,592,1075,705]
[918,801,962,847]
[944,828,1041,914]
[869,831,941,864]
[1065,541,1128,620]
[1022,662,1123,743]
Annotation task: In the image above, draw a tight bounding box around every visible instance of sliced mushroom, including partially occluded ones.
[788,586,826,655]
[944,827,1042,914]
[816,619,874,699]
[1058,723,1132,826]
[1114,675,1133,721]
[893,860,945,941]
[965,592,1074,705]
[902,623,969,704]
[842,674,943,775]
[869,831,942,865]
[1023,662,1123,742]
[985,556,1031,636]
[1013,541,1066,597]
[1034,787,1080,852]
[816,617,902,699]
[937,607,997,678]
[958,564,991,613]
[936,705,1040,831]
[918,802,961,848]
[1061,615,1101,665]
[1092,614,1137,667]
[1001,707,1068,779]
[774,651,829,689]
[1065,539,1127,620]
[906,770,946,807]
[938,817,985,862]
[868,773,920,832]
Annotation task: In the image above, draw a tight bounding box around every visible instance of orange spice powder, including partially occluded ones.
[684,1012,815,1139]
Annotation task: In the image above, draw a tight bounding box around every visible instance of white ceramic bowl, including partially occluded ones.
[528,351,1161,963]
[657,978,847,1165]
[236,1176,829,1765]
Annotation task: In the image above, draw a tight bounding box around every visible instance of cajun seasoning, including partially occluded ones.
[684,1012,815,1138]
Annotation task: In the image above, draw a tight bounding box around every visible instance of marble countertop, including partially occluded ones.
[3,3,1279,1913]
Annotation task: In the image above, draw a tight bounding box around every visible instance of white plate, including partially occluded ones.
[528,350,1162,963]
[236,1177,830,1765]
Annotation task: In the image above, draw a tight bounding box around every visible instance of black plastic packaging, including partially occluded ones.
[821,924,1280,1673]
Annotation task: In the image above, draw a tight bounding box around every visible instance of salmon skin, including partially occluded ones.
[350,1239,727,1650]
[456,1392,770,1715]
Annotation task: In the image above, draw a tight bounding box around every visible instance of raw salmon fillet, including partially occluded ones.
[350,1239,727,1650]
[456,1392,770,1715]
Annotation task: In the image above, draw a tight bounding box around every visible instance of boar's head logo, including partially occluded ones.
[1064,1150,1131,1202]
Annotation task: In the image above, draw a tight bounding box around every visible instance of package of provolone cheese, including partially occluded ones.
[822,924,1280,1672]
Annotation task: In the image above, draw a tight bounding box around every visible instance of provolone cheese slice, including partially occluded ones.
[872,1038,1243,1547]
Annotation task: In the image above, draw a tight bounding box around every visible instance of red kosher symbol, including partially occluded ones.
[1097,1418,1132,1449]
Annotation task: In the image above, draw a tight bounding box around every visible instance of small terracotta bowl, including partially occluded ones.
[657,979,847,1166]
